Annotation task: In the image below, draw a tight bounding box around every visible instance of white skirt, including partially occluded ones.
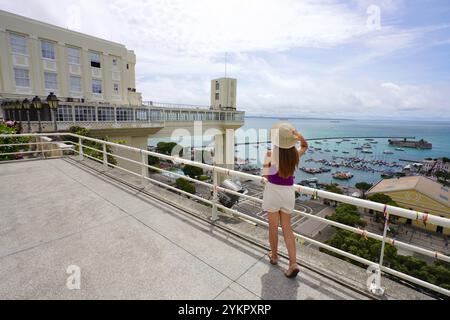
[262,182,295,214]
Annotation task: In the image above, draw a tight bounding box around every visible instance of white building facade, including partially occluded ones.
[0,10,142,111]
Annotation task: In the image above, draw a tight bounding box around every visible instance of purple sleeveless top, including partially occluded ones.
[267,162,294,186]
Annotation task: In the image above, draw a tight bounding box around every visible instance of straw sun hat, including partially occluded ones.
[270,121,298,149]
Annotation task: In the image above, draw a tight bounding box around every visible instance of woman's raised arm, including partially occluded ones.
[292,130,308,157]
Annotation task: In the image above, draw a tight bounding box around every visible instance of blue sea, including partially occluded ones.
[149,117,450,186]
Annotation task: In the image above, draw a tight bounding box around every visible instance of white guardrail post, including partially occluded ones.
[211,168,219,221]
[78,137,84,161]
[102,142,108,168]
[372,208,390,295]
[141,150,148,178]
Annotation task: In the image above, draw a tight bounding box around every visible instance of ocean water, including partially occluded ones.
[149,117,450,186]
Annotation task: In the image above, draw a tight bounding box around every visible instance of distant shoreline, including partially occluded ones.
[245,115,351,121]
[244,116,450,123]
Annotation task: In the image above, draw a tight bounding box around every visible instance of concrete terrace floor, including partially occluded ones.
[0,159,425,300]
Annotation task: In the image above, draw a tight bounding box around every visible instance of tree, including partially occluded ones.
[367,193,399,223]
[321,229,450,290]
[176,178,196,194]
[355,182,373,195]
[327,203,366,227]
[182,164,203,178]
[156,142,183,156]
[325,184,343,194]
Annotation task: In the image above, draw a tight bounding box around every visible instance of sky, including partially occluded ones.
[1,0,450,120]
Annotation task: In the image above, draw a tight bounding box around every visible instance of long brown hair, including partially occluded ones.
[276,146,300,178]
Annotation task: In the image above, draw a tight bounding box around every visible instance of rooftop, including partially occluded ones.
[0,158,435,299]
[367,176,449,207]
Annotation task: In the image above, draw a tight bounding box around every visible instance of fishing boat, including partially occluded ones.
[332,171,354,180]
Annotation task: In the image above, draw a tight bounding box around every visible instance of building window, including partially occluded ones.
[92,79,102,94]
[14,68,30,87]
[135,109,148,121]
[90,52,101,68]
[75,106,96,121]
[97,107,115,121]
[44,72,58,90]
[10,34,28,55]
[57,105,73,121]
[67,47,80,65]
[70,76,82,92]
[112,58,118,67]
[215,82,219,90]
[440,194,449,201]
[116,108,133,121]
[41,40,55,60]
[113,83,119,94]
[215,93,219,100]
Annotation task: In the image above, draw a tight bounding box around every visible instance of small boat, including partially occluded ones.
[342,151,350,154]
[325,149,331,152]
[332,171,354,180]
[395,148,405,151]
[383,150,394,154]
[354,147,363,150]
[361,149,373,154]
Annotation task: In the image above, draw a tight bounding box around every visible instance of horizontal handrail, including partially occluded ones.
[1,132,449,297]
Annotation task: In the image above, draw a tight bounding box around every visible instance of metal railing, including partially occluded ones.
[1,132,449,297]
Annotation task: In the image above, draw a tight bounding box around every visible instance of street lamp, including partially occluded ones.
[1,101,8,120]
[15,100,22,123]
[32,96,42,133]
[22,98,31,133]
[46,92,59,132]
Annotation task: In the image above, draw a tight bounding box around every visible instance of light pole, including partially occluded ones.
[1,101,8,120]
[32,96,42,133]
[23,98,31,133]
[16,100,22,123]
[46,92,59,132]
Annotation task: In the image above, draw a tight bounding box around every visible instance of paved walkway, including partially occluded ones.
[0,159,369,300]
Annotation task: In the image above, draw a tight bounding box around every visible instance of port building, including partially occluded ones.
[367,176,450,235]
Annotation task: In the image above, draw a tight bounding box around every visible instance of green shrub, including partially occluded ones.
[67,126,117,165]
[176,178,196,194]
[183,164,203,178]
[0,122,31,161]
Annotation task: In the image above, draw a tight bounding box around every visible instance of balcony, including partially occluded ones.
[0,133,448,299]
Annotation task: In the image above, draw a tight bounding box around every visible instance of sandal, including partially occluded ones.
[268,252,278,265]
[285,264,300,278]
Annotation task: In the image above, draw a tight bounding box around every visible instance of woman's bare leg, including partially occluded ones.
[280,211,297,266]
[268,211,280,260]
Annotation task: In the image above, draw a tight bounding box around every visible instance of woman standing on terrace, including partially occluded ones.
[262,122,308,278]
